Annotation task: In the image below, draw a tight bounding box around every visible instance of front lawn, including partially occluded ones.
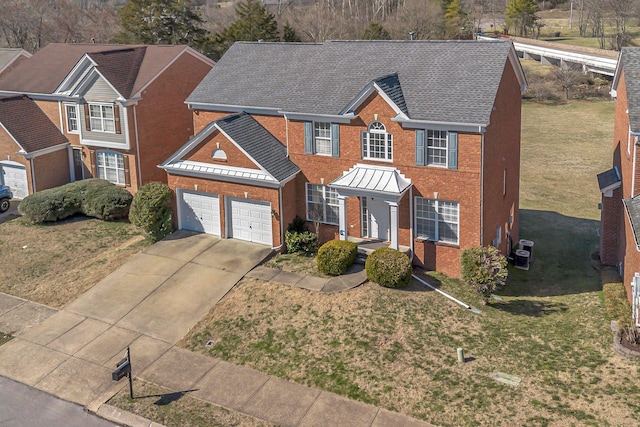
[0,215,149,309]
[175,99,640,426]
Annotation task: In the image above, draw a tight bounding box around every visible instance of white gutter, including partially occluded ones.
[284,114,289,157]
[29,160,36,193]
[409,186,414,261]
[412,274,480,313]
[480,132,485,245]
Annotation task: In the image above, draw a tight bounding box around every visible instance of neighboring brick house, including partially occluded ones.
[162,40,526,277]
[0,43,214,197]
[600,47,640,320]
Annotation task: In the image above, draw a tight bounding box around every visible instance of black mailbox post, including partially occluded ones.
[112,346,133,399]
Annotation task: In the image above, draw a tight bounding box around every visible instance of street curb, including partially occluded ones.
[95,404,166,427]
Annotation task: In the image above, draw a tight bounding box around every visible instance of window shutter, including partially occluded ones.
[415,130,425,166]
[304,122,313,154]
[123,155,131,187]
[114,105,121,134]
[331,123,340,157]
[448,132,458,170]
[90,150,97,177]
[84,104,91,131]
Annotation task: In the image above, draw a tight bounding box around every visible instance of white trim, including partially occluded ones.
[188,102,281,116]
[22,143,71,159]
[306,183,340,225]
[82,139,129,150]
[55,54,97,95]
[133,104,142,186]
[339,81,409,120]
[414,197,460,245]
[163,162,285,189]
[87,102,117,133]
[0,121,25,152]
[281,111,356,124]
[63,103,80,134]
[394,117,486,133]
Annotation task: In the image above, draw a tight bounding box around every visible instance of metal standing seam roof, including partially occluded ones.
[620,48,640,134]
[330,164,411,195]
[0,96,68,153]
[164,112,299,183]
[187,40,518,125]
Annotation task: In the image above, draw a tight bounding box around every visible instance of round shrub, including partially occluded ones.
[316,240,358,276]
[129,182,173,242]
[19,179,131,223]
[285,230,318,255]
[365,247,412,288]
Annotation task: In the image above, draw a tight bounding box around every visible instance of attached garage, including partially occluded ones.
[0,161,28,199]
[178,190,220,236]
[228,197,272,246]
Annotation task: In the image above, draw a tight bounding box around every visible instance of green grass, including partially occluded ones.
[173,98,640,426]
[0,332,12,346]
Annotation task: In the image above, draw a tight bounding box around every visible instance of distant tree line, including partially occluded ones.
[0,0,638,57]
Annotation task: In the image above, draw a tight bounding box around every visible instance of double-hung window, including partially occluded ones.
[314,122,332,155]
[89,104,115,133]
[306,183,339,225]
[304,122,339,156]
[65,104,79,133]
[415,197,459,244]
[362,121,392,161]
[96,151,125,185]
[415,130,458,169]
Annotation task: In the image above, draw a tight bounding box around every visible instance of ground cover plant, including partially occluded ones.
[175,96,640,426]
[0,215,148,308]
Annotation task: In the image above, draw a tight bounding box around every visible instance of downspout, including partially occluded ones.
[272,185,285,251]
[409,186,414,261]
[633,133,637,197]
[480,132,485,246]
[133,105,142,187]
[29,159,36,193]
[284,114,289,157]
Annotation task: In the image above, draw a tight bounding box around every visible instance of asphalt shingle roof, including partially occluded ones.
[374,73,408,116]
[215,112,299,181]
[620,48,640,133]
[624,195,640,248]
[0,96,68,153]
[188,40,517,124]
[88,47,147,98]
[597,167,621,191]
[0,43,191,98]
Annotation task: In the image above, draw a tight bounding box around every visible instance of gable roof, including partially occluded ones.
[187,40,525,126]
[162,112,299,184]
[613,48,640,134]
[87,47,147,98]
[0,43,212,99]
[0,96,68,153]
[0,48,31,76]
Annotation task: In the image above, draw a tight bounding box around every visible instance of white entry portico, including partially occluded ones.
[330,164,411,250]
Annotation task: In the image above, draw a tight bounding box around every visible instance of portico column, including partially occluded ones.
[338,195,347,240]
[390,201,399,249]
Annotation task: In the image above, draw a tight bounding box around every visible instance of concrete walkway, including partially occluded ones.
[247,263,368,293]
[0,232,433,427]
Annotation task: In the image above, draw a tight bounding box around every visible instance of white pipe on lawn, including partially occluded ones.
[412,274,479,313]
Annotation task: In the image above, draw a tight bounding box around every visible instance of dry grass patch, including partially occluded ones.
[108,379,272,427]
[264,252,327,277]
[0,215,149,308]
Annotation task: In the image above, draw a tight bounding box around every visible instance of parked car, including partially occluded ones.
[0,185,12,213]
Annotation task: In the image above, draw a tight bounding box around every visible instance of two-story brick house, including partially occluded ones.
[162,40,526,277]
[600,47,640,320]
[0,43,214,197]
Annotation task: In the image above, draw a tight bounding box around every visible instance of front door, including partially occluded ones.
[367,197,390,241]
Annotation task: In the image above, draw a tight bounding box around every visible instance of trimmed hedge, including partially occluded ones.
[19,179,132,223]
[365,247,412,288]
[316,240,357,276]
[285,230,318,255]
[129,182,173,242]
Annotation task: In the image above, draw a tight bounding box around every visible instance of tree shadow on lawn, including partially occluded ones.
[500,209,601,298]
[490,299,569,317]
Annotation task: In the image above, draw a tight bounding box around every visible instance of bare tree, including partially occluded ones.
[552,66,582,100]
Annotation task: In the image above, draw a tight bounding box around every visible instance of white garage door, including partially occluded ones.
[229,198,272,246]
[178,190,220,236]
[0,161,28,199]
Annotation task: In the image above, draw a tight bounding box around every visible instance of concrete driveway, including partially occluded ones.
[0,231,271,406]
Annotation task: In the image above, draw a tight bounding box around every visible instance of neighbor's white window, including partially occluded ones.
[89,104,115,133]
[415,197,459,244]
[96,151,125,184]
[306,183,339,225]
[65,104,79,133]
[362,121,392,161]
[314,122,332,155]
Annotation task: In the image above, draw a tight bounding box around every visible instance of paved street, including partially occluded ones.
[0,375,117,427]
